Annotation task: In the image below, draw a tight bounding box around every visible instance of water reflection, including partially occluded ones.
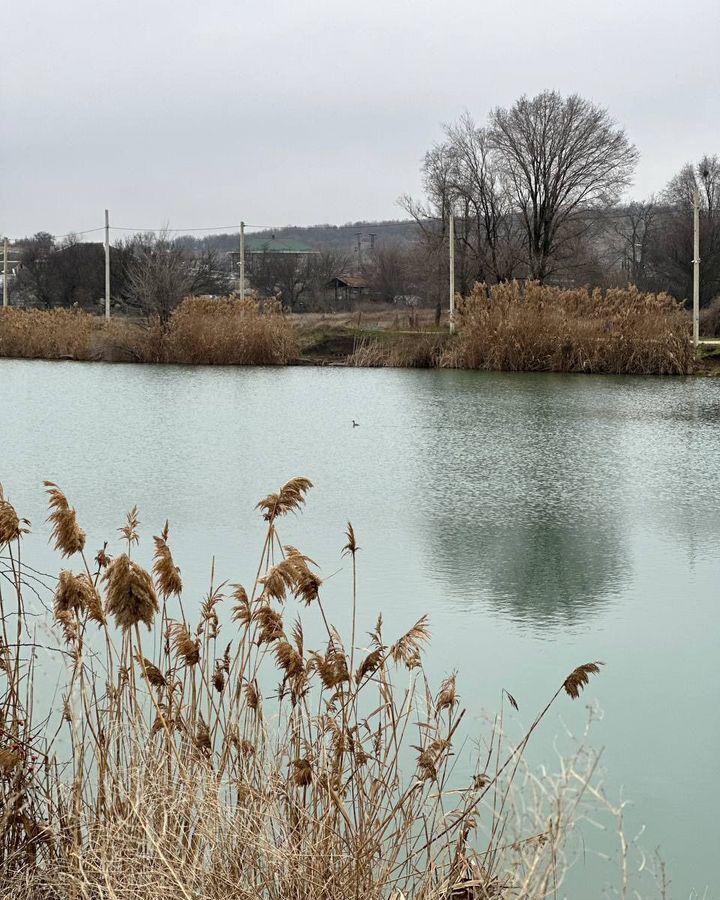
[424,514,624,627]
[406,371,630,628]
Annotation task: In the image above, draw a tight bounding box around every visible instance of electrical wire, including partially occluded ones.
[5,207,691,244]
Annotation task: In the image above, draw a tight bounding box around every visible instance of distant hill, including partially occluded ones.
[174,220,423,255]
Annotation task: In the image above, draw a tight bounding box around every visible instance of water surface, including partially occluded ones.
[2,361,719,897]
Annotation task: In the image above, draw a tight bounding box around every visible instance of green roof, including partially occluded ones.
[245,236,315,253]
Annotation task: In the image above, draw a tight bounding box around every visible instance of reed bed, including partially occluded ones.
[0,478,623,899]
[348,334,447,368]
[0,297,298,365]
[443,283,693,375]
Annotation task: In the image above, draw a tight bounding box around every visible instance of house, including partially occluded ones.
[327,273,369,305]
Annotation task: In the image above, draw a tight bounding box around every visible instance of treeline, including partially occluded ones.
[9,232,230,322]
[399,91,720,313]
[4,91,719,327]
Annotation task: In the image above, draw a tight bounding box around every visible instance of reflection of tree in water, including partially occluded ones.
[407,371,629,629]
[427,511,626,628]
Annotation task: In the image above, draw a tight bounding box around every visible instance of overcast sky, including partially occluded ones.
[2,0,718,238]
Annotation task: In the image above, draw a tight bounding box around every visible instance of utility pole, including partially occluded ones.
[239,221,246,300]
[356,232,363,272]
[104,209,111,319]
[449,212,455,334]
[692,190,700,347]
[3,238,8,308]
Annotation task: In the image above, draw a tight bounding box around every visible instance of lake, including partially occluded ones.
[2,359,719,897]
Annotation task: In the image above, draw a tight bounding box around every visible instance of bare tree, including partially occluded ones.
[444,113,522,282]
[124,231,193,324]
[250,250,316,310]
[611,199,657,290]
[123,232,229,323]
[646,156,720,304]
[368,240,415,302]
[489,91,638,281]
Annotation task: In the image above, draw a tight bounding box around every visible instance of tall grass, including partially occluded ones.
[0,297,298,365]
[0,478,619,899]
[444,283,693,375]
[348,334,447,368]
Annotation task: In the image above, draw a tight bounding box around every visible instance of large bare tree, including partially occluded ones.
[124,231,228,324]
[489,91,638,281]
[444,113,522,283]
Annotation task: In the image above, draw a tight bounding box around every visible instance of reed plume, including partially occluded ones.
[256,477,313,521]
[563,661,604,699]
[253,605,284,645]
[390,615,430,665]
[231,584,251,625]
[152,522,182,599]
[170,622,200,666]
[44,482,85,556]
[0,487,29,546]
[135,654,166,688]
[54,570,104,625]
[103,553,158,630]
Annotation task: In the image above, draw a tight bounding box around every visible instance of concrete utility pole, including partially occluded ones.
[3,238,8,308]
[239,221,246,300]
[104,209,111,319]
[692,190,700,347]
[449,212,455,334]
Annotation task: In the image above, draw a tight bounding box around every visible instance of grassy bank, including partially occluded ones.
[0,479,617,899]
[0,285,696,374]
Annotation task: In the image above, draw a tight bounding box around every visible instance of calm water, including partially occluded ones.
[2,360,719,897]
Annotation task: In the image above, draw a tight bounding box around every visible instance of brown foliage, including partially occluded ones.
[0,297,298,365]
[444,282,693,375]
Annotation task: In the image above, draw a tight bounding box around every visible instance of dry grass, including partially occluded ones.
[0,478,629,899]
[348,334,447,368]
[443,282,693,375]
[0,288,695,374]
[0,297,298,365]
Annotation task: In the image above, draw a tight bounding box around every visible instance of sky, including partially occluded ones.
[2,0,719,238]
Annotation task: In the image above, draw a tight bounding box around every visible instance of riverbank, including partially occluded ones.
[0,285,704,375]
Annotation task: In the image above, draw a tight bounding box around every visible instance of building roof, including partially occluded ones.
[244,236,316,254]
[329,273,369,289]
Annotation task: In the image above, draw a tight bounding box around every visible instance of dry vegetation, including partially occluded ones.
[444,283,693,375]
[0,478,630,899]
[0,284,695,374]
[326,285,694,375]
[0,297,298,365]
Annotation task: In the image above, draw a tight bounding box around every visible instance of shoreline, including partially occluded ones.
[1,337,718,375]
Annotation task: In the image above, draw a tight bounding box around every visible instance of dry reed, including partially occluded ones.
[443,282,693,375]
[0,478,639,900]
[0,297,298,366]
